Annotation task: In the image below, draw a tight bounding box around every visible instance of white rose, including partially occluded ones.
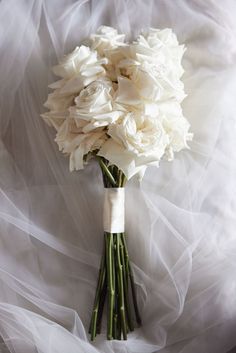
[41,84,75,130]
[98,112,169,179]
[52,46,108,95]
[141,28,186,86]
[114,76,174,118]
[69,79,123,133]
[90,26,126,57]
[142,28,179,48]
[90,26,128,81]
[116,29,186,102]
[41,46,110,129]
[163,115,193,161]
[55,118,107,171]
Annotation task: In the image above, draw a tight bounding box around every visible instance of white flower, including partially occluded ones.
[52,46,108,95]
[156,100,193,160]
[116,28,186,102]
[90,26,126,57]
[69,79,123,132]
[55,118,107,171]
[163,115,193,161]
[144,29,186,89]
[41,84,75,130]
[90,26,127,82]
[142,28,179,49]
[98,112,169,179]
[41,47,110,130]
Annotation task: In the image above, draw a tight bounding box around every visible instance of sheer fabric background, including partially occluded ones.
[1,0,236,352]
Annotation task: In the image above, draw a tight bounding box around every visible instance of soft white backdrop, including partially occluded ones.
[1,1,236,352]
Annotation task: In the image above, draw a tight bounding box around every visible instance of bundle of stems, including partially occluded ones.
[89,156,142,340]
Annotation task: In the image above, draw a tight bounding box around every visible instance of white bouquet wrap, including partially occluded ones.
[103,188,125,233]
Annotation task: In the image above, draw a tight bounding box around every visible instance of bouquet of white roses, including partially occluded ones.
[41,26,192,341]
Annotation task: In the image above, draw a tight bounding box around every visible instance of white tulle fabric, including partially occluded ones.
[0,1,236,352]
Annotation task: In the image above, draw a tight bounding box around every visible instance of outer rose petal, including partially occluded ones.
[98,139,147,180]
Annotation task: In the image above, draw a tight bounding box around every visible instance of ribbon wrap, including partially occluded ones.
[103,188,125,233]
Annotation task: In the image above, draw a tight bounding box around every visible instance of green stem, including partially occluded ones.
[105,233,114,339]
[120,236,134,332]
[118,170,122,188]
[96,271,107,334]
[121,173,127,187]
[97,157,117,187]
[121,233,142,326]
[89,243,106,340]
[112,235,118,339]
[116,233,127,340]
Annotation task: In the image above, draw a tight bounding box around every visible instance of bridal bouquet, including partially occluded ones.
[41,26,192,341]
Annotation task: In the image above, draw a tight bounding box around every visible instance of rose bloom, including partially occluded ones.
[114,28,186,102]
[41,46,109,131]
[52,45,108,95]
[90,26,127,82]
[69,79,123,133]
[98,112,169,179]
[90,26,126,57]
[55,118,107,171]
[41,91,74,130]
[163,115,193,161]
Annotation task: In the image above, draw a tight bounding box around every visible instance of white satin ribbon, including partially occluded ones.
[103,188,125,233]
